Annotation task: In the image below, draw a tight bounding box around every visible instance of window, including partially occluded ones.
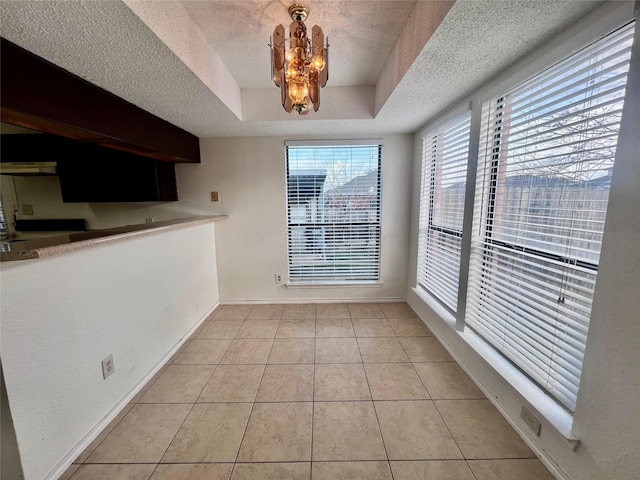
[417,112,472,311]
[466,22,635,412]
[286,141,382,283]
[0,200,7,237]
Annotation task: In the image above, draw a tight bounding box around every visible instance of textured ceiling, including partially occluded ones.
[182,0,418,88]
[0,0,606,138]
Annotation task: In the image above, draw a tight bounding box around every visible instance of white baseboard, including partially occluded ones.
[220,298,407,305]
[46,301,219,480]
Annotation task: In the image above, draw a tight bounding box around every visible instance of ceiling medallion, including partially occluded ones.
[270,3,329,114]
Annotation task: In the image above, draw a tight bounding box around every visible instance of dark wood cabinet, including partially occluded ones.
[1,133,178,202]
[57,156,178,203]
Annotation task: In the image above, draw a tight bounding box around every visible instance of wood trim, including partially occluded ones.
[0,38,200,164]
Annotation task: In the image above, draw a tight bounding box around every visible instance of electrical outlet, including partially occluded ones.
[211,191,219,202]
[145,217,154,224]
[101,354,115,380]
[274,273,283,284]
[21,204,34,215]
[521,405,541,436]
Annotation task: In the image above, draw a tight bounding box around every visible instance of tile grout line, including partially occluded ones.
[391,317,469,466]
[84,304,522,479]
[147,309,247,475]
[230,309,277,474]
[354,319,395,479]
[310,316,317,480]
[76,310,226,468]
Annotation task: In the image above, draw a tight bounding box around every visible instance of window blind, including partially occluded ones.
[417,112,472,311]
[466,21,634,412]
[286,143,382,282]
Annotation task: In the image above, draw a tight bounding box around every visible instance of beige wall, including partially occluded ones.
[3,134,414,302]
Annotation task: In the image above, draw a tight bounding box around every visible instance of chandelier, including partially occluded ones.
[270,3,329,114]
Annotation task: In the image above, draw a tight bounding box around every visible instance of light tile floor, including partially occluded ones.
[63,303,555,480]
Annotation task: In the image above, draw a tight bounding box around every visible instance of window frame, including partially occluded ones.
[412,5,636,432]
[284,140,383,285]
[417,110,472,312]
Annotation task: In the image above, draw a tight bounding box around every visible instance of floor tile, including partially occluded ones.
[352,318,395,337]
[162,403,252,463]
[198,320,244,339]
[315,337,362,363]
[256,364,314,402]
[374,400,462,460]
[348,303,385,318]
[237,402,313,462]
[387,317,432,336]
[166,340,193,364]
[70,464,156,480]
[413,362,484,399]
[314,364,371,401]
[191,318,214,339]
[172,339,232,365]
[312,402,386,461]
[467,459,555,480]
[130,366,168,403]
[436,399,535,459]
[364,363,429,400]
[398,336,453,362]
[390,460,475,480]
[75,404,134,463]
[357,337,409,363]
[276,319,316,338]
[59,464,80,480]
[247,304,285,320]
[237,319,280,338]
[379,303,417,318]
[220,339,273,364]
[150,464,234,480]
[315,318,355,337]
[316,303,351,319]
[198,365,265,402]
[268,339,315,364]
[139,365,214,403]
[87,404,191,463]
[312,461,392,480]
[213,305,253,320]
[282,304,317,319]
[231,463,310,480]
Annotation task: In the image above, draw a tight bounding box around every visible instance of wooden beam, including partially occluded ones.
[0,38,200,164]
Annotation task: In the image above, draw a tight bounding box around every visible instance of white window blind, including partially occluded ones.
[467,21,635,412]
[286,143,382,282]
[417,112,472,311]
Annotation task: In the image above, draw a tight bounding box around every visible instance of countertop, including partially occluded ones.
[0,215,228,262]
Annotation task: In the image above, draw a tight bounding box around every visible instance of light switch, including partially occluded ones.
[211,191,219,202]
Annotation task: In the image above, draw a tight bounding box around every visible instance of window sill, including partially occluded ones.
[411,287,581,450]
[286,280,384,288]
[460,328,580,449]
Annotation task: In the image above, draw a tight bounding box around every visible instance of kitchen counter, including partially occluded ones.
[0,215,227,262]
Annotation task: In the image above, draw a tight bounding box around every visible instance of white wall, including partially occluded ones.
[4,134,413,302]
[406,3,639,480]
[0,221,220,480]
[196,135,413,302]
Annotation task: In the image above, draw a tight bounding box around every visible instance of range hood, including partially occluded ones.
[0,162,57,176]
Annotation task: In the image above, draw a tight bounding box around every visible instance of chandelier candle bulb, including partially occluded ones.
[270,3,329,114]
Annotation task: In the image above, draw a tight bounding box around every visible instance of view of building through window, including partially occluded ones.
[466,21,635,412]
[418,112,471,311]
[286,143,382,282]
